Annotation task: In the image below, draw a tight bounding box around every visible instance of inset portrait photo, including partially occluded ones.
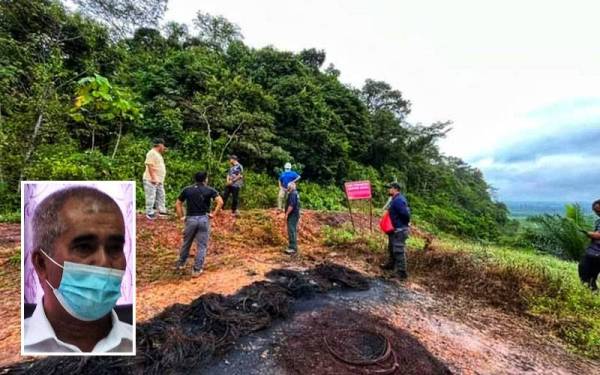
[21,181,136,356]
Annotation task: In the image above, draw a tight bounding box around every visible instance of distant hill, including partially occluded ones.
[505,201,594,219]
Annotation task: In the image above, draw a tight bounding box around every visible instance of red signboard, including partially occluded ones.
[344,181,372,200]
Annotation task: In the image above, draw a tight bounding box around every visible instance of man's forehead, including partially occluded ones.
[59,197,124,228]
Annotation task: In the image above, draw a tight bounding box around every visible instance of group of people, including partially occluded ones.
[142,138,303,276]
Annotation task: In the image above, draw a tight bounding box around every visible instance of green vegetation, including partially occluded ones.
[411,237,600,359]
[0,211,20,223]
[321,224,384,253]
[503,203,595,261]
[321,224,425,255]
[0,0,507,240]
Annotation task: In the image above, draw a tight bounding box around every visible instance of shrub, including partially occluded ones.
[525,203,593,261]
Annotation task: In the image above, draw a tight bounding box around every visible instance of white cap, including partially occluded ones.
[284,162,292,170]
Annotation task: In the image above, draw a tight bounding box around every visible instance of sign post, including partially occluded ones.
[344,181,373,232]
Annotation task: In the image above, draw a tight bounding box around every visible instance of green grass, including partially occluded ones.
[434,237,600,359]
[321,224,387,254]
[0,211,20,223]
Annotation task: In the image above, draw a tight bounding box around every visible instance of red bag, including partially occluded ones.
[379,211,394,234]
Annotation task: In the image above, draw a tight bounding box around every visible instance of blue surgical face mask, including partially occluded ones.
[39,248,124,321]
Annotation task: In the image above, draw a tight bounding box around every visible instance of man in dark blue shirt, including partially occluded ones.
[278,162,301,211]
[578,199,600,290]
[381,182,411,280]
[284,182,301,255]
[176,171,224,276]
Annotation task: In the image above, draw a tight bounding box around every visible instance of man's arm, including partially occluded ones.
[587,231,600,240]
[210,196,224,218]
[233,165,244,183]
[393,199,410,224]
[285,194,296,217]
[231,168,243,183]
[176,199,185,221]
[147,165,158,184]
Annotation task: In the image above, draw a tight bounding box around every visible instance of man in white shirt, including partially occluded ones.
[24,303,132,353]
[143,138,168,220]
[24,186,133,354]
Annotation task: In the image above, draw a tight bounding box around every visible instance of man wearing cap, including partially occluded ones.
[143,138,167,220]
[381,182,411,280]
[222,155,244,216]
[278,162,301,211]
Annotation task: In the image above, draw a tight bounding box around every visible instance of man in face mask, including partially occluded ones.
[24,186,132,353]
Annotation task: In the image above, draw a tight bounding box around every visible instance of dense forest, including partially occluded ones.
[0,0,508,239]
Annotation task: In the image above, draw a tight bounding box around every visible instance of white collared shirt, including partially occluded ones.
[24,304,133,354]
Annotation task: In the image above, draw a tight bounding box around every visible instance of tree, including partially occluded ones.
[528,204,593,260]
[360,79,411,119]
[71,0,168,37]
[70,74,142,158]
[163,21,189,48]
[324,63,341,78]
[299,48,326,69]
[193,11,243,50]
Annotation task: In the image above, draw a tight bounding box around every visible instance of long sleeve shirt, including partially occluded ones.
[388,193,410,229]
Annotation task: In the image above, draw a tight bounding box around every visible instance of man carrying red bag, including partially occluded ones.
[380,182,411,280]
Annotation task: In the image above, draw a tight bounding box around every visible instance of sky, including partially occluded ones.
[162,0,600,202]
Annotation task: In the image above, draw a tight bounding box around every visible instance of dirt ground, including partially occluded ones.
[1,210,599,374]
[0,223,20,364]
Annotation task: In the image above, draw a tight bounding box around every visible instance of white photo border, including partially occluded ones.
[20,180,137,357]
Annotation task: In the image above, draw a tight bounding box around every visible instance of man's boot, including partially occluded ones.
[396,270,408,281]
[380,259,395,270]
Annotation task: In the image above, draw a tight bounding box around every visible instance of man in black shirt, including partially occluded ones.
[175,172,224,276]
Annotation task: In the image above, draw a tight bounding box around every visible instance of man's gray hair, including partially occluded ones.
[32,186,123,254]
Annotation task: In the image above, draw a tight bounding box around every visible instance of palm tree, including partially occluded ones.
[528,203,593,260]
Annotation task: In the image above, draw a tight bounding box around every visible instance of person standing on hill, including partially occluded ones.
[222,155,244,216]
[380,182,411,280]
[278,162,301,211]
[284,182,301,255]
[143,138,167,220]
[175,172,223,276]
[578,199,600,291]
